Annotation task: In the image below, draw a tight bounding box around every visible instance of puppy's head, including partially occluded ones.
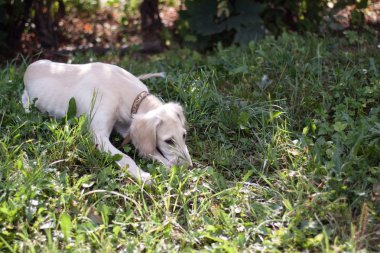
[129,103,192,169]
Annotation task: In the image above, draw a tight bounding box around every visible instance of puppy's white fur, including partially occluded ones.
[22,60,192,183]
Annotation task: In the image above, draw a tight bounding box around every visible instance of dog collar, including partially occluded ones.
[131,91,150,114]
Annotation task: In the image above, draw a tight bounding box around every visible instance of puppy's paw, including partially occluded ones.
[140,172,154,186]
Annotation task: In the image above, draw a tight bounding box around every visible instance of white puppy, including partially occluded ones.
[22,60,192,184]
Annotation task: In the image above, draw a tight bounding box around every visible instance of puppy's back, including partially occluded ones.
[23,60,99,118]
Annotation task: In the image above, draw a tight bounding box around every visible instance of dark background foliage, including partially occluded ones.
[178,0,372,50]
[0,0,376,61]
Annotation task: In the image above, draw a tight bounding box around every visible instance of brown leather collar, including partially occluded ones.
[131,91,150,115]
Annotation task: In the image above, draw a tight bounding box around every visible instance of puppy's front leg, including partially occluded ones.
[94,134,152,184]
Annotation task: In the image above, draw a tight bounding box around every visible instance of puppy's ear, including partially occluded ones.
[130,114,161,156]
[168,102,186,125]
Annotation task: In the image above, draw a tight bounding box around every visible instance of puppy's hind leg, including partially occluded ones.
[21,89,30,113]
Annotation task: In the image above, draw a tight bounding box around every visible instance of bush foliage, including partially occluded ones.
[178,0,371,49]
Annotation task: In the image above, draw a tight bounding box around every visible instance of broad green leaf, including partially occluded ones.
[66,97,77,120]
[60,212,72,240]
[112,154,123,161]
[333,122,347,132]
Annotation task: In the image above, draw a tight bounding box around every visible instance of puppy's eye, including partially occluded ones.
[183,133,186,140]
[165,139,174,145]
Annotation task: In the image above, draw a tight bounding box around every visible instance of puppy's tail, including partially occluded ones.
[21,89,30,113]
[137,72,166,80]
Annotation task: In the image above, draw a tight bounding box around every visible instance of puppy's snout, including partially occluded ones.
[176,157,193,169]
[185,159,193,169]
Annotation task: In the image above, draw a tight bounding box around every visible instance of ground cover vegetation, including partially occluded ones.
[0,31,379,251]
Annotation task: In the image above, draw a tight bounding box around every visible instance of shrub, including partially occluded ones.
[0,0,34,57]
[177,0,370,50]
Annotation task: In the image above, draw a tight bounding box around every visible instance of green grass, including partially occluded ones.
[1,33,379,252]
